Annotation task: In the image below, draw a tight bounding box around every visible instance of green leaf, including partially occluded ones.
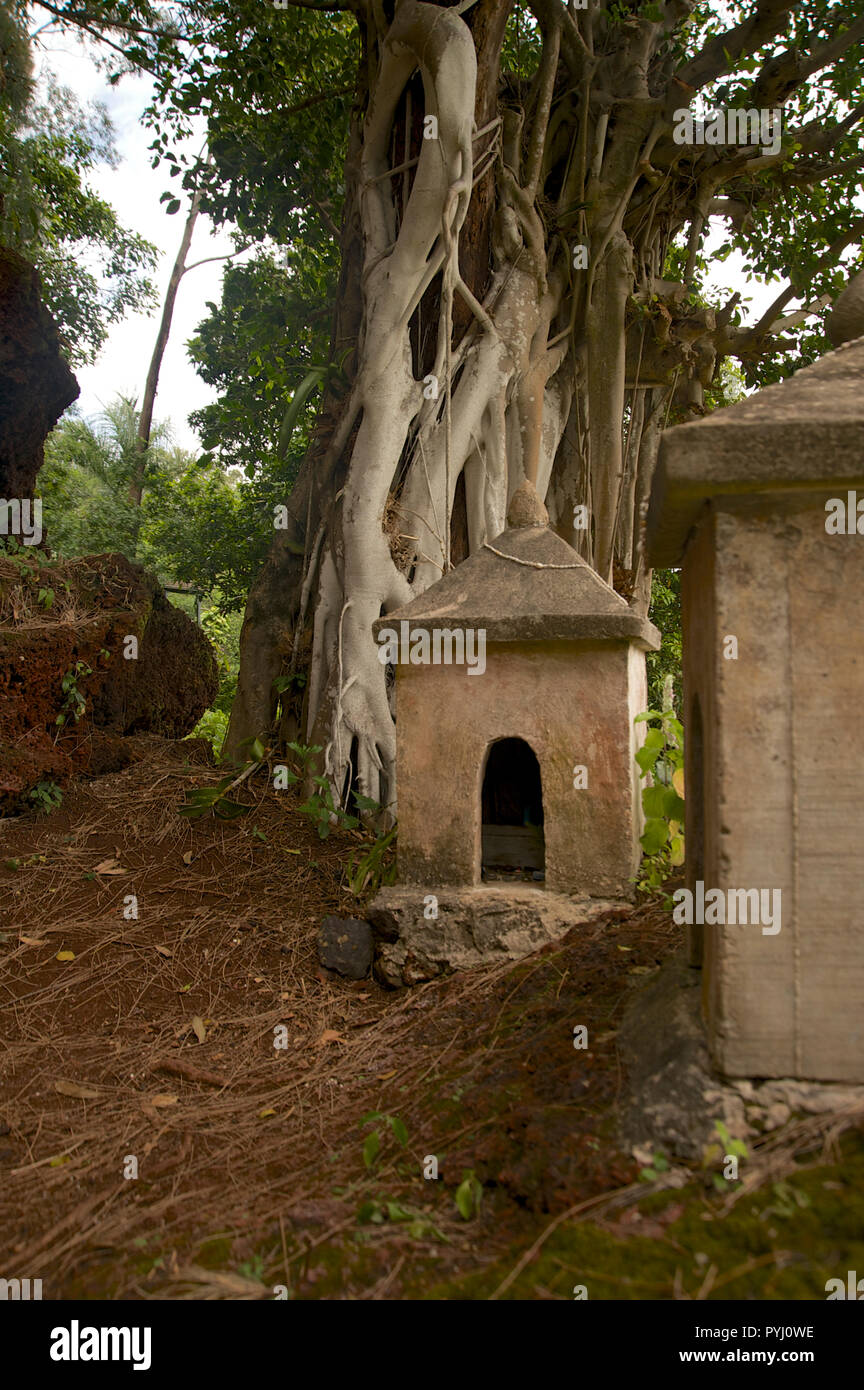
[363,1131,380,1169]
[213,798,250,820]
[385,1200,411,1222]
[640,817,670,855]
[635,728,665,775]
[641,784,669,818]
[389,1116,408,1147]
[276,367,327,460]
[455,1171,482,1220]
[357,1199,383,1224]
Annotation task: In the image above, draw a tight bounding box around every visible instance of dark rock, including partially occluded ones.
[318,916,374,979]
[0,247,79,504]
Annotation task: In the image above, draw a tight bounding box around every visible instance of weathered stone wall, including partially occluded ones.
[701,495,864,1082]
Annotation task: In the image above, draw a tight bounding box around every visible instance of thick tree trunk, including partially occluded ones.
[224,0,758,797]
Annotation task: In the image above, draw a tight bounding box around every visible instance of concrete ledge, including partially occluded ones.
[368,884,627,987]
[646,334,864,567]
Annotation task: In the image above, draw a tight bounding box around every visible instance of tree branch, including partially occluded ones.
[30,0,165,73]
[727,214,864,351]
[749,14,864,107]
[675,0,797,96]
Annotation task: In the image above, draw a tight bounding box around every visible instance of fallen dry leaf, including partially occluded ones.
[191,1015,206,1044]
[148,1094,178,1108]
[19,935,47,947]
[259,1108,276,1119]
[317,1030,347,1046]
[377,1069,397,1080]
[182,850,194,866]
[55,950,75,962]
[94,858,129,876]
[154,944,172,958]
[54,1080,100,1100]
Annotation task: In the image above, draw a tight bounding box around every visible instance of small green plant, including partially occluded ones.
[275,740,321,787]
[634,706,685,897]
[56,661,93,727]
[759,1180,811,1221]
[28,781,63,814]
[4,851,48,868]
[361,1111,409,1169]
[37,586,54,609]
[704,1120,748,1190]
[455,1169,483,1220]
[639,1150,670,1182]
[298,775,361,839]
[345,815,397,897]
[278,741,385,840]
[179,738,266,820]
[355,1196,445,1241]
[713,1119,748,1161]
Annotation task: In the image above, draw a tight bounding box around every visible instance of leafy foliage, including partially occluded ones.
[57,661,93,727]
[647,570,682,712]
[345,822,397,899]
[634,709,686,896]
[360,1111,408,1171]
[28,780,63,814]
[0,5,157,366]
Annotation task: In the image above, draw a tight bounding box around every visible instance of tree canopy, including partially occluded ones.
[19,1,864,802]
[1,3,159,362]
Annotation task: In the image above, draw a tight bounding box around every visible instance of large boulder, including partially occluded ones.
[0,551,218,812]
[0,247,79,503]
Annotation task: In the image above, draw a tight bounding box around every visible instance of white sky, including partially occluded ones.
[35,29,785,453]
[35,32,247,451]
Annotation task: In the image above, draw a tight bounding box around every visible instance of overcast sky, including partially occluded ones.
[35,27,783,454]
[35,31,247,451]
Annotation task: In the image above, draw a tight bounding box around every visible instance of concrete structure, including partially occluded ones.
[369,487,659,983]
[647,335,864,1084]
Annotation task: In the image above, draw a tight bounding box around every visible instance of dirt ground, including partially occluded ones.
[1,744,863,1300]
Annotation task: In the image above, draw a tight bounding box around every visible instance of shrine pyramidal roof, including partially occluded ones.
[376,513,660,650]
[647,334,864,567]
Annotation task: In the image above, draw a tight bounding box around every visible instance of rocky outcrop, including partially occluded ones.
[368,884,627,986]
[0,551,218,812]
[0,247,78,503]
